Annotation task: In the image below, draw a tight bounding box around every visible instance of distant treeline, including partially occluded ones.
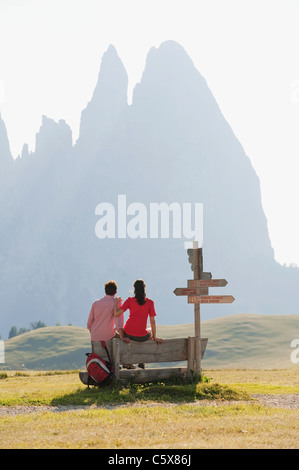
[5,321,74,339]
[8,321,47,339]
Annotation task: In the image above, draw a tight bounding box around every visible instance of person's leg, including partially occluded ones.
[123,332,151,342]
[137,330,152,368]
[121,332,135,368]
[124,332,151,368]
[122,331,151,368]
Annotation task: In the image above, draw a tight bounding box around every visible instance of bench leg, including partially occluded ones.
[112,338,120,381]
[187,336,195,377]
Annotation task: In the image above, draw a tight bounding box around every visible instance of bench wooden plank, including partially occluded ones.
[117,338,188,364]
[79,367,188,385]
[119,367,187,382]
[91,341,113,359]
[79,371,99,386]
[91,337,208,364]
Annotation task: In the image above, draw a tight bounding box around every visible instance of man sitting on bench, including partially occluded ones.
[87,280,124,359]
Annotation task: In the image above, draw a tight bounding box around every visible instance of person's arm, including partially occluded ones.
[117,327,125,339]
[114,297,124,317]
[150,316,163,344]
[114,306,124,338]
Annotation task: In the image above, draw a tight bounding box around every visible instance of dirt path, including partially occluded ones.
[251,393,299,409]
[0,394,298,416]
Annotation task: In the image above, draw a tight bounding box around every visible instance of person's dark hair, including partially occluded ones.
[104,280,117,296]
[134,279,146,305]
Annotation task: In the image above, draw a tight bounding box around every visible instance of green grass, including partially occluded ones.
[1,370,298,449]
[0,371,251,407]
[1,369,297,408]
[2,326,90,370]
[1,403,298,449]
[203,369,299,394]
[51,382,250,407]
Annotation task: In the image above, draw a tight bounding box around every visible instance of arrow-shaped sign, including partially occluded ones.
[174,287,209,296]
[187,279,228,288]
[188,295,235,304]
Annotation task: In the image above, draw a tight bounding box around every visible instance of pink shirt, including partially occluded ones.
[87,295,124,341]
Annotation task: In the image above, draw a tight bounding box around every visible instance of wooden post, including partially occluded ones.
[173,246,235,382]
[187,336,195,376]
[193,242,203,379]
[112,338,120,381]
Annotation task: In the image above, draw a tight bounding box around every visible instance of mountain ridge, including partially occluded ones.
[0,40,298,339]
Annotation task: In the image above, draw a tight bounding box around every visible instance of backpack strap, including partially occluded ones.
[87,357,110,374]
[101,340,112,363]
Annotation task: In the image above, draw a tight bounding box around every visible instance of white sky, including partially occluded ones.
[0,0,299,266]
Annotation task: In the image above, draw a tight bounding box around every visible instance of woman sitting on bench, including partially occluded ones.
[114,279,163,369]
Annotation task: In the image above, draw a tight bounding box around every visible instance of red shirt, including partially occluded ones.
[121,297,156,337]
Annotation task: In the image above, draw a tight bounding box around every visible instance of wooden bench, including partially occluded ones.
[79,336,208,385]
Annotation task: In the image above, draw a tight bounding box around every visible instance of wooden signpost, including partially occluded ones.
[187,295,235,304]
[187,279,228,288]
[173,242,235,378]
[173,287,209,296]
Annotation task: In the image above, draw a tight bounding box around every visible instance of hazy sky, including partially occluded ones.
[1,0,299,266]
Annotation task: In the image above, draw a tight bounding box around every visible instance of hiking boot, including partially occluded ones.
[123,364,135,369]
[138,363,145,369]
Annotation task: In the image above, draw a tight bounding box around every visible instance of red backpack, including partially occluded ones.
[85,341,114,387]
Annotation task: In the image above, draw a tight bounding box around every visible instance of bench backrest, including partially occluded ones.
[92,337,208,364]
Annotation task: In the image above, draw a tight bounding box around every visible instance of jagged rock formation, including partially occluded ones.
[0,41,298,338]
[0,113,13,168]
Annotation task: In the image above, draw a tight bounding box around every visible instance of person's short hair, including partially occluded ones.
[104,280,117,296]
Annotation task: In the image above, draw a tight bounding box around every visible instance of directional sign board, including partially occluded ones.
[188,295,235,304]
[187,279,228,288]
[173,287,209,296]
[173,245,236,378]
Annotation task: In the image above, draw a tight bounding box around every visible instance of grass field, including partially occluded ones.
[2,314,298,370]
[0,369,298,449]
[1,314,298,449]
